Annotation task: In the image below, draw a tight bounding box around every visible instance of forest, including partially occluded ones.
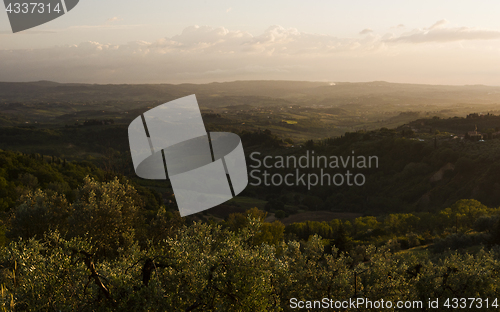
[0,128,500,310]
[1,81,500,310]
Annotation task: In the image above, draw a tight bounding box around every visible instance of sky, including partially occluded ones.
[1,0,500,85]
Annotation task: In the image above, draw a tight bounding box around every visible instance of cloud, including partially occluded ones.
[391,24,405,29]
[0,25,386,83]
[386,20,500,43]
[106,17,123,23]
[359,28,373,35]
[147,25,381,56]
[241,25,383,55]
[428,19,448,30]
[226,8,232,13]
[1,23,500,84]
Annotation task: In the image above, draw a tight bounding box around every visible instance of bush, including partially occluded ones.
[432,233,489,253]
[274,210,287,219]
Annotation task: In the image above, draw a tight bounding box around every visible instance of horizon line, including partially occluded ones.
[1,79,499,88]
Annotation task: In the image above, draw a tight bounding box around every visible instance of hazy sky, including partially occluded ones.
[1,0,500,85]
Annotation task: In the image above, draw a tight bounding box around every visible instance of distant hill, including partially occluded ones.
[0,80,327,104]
[2,80,500,108]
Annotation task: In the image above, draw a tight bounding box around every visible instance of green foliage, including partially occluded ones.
[146,206,184,245]
[2,223,500,311]
[284,198,500,255]
[354,216,379,233]
[432,233,489,253]
[69,176,142,257]
[0,223,282,311]
[253,221,285,247]
[3,182,500,311]
[0,150,108,215]
[8,189,71,240]
[274,210,286,219]
[5,88,500,309]
[8,176,147,258]
[438,199,493,231]
[225,208,286,247]
[226,207,267,231]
